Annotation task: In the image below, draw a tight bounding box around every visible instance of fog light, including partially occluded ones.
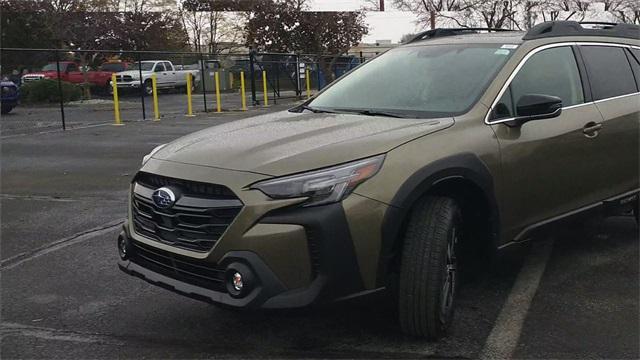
[117,233,129,260]
[232,272,243,291]
[225,262,254,298]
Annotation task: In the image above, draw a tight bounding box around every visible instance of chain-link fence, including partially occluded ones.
[0,48,382,135]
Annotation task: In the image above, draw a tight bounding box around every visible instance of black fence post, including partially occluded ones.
[137,53,146,120]
[200,52,208,112]
[249,49,257,105]
[274,61,279,104]
[316,60,321,91]
[54,50,66,131]
[360,51,364,64]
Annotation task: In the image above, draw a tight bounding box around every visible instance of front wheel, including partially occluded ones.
[144,80,153,96]
[1,105,14,114]
[398,196,462,339]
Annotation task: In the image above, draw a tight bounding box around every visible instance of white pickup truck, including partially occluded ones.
[112,60,200,95]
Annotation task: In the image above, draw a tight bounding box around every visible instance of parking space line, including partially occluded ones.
[479,239,554,360]
[1,219,124,271]
[0,123,112,139]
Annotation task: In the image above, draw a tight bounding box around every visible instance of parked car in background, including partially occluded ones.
[1,80,20,114]
[21,61,130,90]
[112,60,200,95]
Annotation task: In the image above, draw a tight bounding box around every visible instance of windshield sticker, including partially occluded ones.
[501,44,519,49]
[495,49,511,55]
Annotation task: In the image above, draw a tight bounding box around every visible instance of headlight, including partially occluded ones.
[251,154,385,207]
[142,144,167,165]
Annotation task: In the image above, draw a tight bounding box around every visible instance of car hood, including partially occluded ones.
[115,70,150,77]
[152,111,454,176]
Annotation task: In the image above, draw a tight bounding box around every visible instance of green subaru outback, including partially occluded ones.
[118,21,640,339]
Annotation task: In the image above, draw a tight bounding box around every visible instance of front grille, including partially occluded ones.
[129,240,226,292]
[131,173,243,252]
[116,75,134,82]
[136,172,237,199]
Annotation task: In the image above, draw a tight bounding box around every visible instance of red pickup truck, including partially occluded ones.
[21,61,130,89]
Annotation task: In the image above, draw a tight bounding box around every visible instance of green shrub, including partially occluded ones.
[20,79,82,104]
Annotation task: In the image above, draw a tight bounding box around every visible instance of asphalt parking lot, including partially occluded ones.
[1,105,638,359]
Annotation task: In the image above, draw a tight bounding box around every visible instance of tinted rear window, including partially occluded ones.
[627,48,640,88]
[580,46,637,100]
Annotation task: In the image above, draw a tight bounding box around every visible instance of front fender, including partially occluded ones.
[376,153,500,287]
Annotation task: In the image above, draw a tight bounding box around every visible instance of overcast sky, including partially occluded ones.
[306,0,422,43]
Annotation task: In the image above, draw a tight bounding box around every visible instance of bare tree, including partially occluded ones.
[612,0,640,24]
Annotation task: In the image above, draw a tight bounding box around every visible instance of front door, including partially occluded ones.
[153,62,167,87]
[488,45,604,241]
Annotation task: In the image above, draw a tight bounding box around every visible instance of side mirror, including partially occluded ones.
[508,94,562,126]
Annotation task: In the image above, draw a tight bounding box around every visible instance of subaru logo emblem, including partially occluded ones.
[152,187,176,209]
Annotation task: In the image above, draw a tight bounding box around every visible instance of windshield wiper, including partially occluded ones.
[345,109,410,118]
[297,104,337,114]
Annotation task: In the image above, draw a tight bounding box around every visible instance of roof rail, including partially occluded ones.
[523,21,640,40]
[407,28,515,44]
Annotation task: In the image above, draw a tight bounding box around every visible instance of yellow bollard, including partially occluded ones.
[262,70,268,106]
[186,73,194,117]
[240,71,247,111]
[111,73,123,126]
[151,73,160,121]
[229,73,234,89]
[215,71,222,113]
[306,69,311,99]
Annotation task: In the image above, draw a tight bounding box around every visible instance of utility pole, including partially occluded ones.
[428,1,436,29]
[380,0,385,11]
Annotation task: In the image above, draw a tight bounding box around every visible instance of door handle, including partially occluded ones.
[583,122,602,138]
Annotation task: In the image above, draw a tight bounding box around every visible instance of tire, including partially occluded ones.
[144,80,153,96]
[186,75,196,93]
[104,80,112,95]
[1,105,13,114]
[398,196,461,339]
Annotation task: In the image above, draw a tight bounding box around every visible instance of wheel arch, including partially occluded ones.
[376,153,500,287]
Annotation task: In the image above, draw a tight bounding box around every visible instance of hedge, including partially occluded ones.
[20,79,82,104]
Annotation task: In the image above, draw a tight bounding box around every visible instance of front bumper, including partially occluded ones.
[119,202,366,309]
[118,160,388,309]
[114,81,142,88]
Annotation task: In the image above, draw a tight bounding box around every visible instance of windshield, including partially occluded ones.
[308,44,515,118]
[128,62,155,71]
[41,63,60,71]
[100,63,126,72]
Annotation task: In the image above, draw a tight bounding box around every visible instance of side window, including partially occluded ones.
[492,46,584,120]
[66,63,78,72]
[580,46,638,100]
[154,63,165,72]
[493,86,514,119]
[163,62,173,71]
[626,48,640,89]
